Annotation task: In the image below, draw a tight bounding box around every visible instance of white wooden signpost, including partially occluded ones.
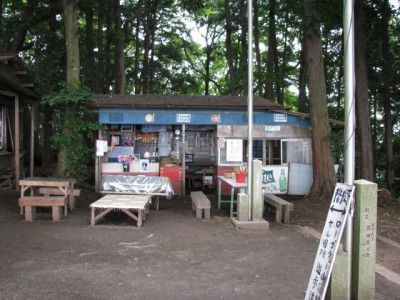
[304,183,355,300]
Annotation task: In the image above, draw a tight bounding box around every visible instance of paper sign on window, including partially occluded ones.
[226,139,243,162]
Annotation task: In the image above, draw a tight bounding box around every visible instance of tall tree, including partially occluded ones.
[239,0,248,96]
[225,0,237,96]
[265,0,277,101]
[380,0,395,197]
[304,0,336,197]
[54,0,80,177]
[298,34,308,113]
[253,0,263,96]
[114,0,126,93]
[82,1,97,92]
[63,0,80,88]
[133,0,144,94]
[355,0,374,181]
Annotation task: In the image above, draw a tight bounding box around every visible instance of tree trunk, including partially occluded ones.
[63,0,80,88]
[84,3,97,92]
[39,5,59,172]
[265,0,277,101]
[55,0,80,177]
[148,0,158,94]
[380,0,395,197]
[253,0,263,96]
[304,0,336,198]
[239,0,248,96]
[298,33,308,113]
[276,1,289,105]
[225,0,237,96]
[114,0,125,93]
[100,0,113,93]
[354,0,374,182]
[133,0,143,94]
[96,0,104,92]
[142,0,154,94]
[205,44,211,95]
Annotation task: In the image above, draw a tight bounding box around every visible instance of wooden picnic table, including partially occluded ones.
[18,177,76,221]
[90,194,152,227]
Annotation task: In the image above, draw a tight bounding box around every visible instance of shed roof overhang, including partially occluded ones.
[0,53,39,104]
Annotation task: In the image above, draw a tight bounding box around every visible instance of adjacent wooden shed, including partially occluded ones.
[0,53,39,187]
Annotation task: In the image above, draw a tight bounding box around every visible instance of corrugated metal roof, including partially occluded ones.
[93,94,285,111]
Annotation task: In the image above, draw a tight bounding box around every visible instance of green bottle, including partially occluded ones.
[279,169,287,192]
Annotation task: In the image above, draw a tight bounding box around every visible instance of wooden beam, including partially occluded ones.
[0,90,17,97]
[14,70,28,75]
[21,83,34,88]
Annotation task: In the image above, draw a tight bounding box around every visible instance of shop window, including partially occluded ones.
[252,140,263,160]
[281,139,312,165]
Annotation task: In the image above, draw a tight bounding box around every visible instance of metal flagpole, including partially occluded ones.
[343,1,356,298]
[247,0,254,221]
[343,0,356,255]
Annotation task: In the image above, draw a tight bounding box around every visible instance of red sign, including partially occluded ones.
[211,114,220,123]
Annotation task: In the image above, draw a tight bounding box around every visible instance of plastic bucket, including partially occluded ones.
[236,172,246,183]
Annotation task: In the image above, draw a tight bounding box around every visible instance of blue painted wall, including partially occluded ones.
[99,108,310,127]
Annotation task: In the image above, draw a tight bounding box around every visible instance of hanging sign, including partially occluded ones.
[176,114,191,123]
[273,114,287,122]
[304,183,355,300]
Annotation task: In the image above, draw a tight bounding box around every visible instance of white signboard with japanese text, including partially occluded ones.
[226,139,243,162]
[304,183,355,300]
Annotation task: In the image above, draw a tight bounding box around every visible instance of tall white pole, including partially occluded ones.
[343,0,356,254]
[247,0,254,220]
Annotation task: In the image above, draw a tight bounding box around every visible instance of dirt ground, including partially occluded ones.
[0,188,399,300]
[288,193,400,243]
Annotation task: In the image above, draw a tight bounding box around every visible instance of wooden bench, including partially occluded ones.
[38,187,81,210]
[264,193,294,224]
[190,191,211,219]
[0,170,14,189]
[18,196,68,221]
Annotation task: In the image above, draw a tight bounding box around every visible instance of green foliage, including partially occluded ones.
[42,83,102,182]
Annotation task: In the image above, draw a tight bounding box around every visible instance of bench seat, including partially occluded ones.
[38,187,80,210]
[19,196,68,221]
[191,191,211,219]
[264,193,294,224]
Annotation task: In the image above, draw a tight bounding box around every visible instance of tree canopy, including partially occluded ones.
[1,0,399,197]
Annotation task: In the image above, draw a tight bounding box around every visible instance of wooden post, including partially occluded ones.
[30,103,36,177]
[14,95,20,189]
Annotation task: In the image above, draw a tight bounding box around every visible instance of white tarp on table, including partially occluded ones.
[100,175,174,199]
